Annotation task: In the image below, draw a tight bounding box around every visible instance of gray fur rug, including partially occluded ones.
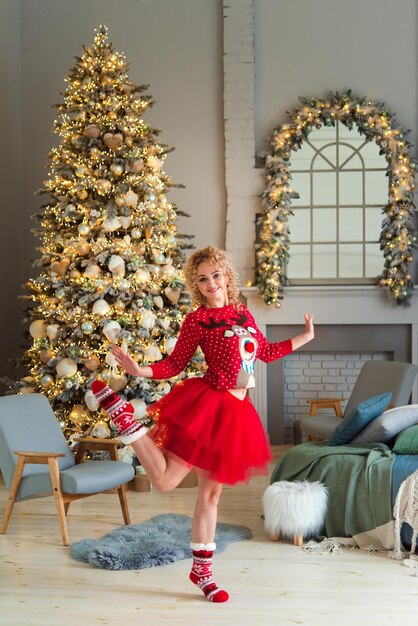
[70,513,252,570]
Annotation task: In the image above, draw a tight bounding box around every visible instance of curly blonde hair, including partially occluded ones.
[184,246,240,308]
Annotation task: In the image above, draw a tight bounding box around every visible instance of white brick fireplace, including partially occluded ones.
[241,285,418,443]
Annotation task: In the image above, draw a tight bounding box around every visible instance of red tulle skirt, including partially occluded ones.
[146,377,272,485]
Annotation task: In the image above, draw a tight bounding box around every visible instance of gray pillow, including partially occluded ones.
[351,405,418,444]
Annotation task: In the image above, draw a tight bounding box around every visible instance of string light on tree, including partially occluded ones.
[256,90,417,307]
[7,26,200,445]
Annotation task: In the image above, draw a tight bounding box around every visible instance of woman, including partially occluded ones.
[92,245,314,603]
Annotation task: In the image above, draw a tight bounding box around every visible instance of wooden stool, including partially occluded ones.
[307,398,343,418]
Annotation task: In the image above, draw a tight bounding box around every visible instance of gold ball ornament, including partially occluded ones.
[40,374,54,387]
[84,355,101,371]
[81,321,94,335]
[109,374,128,392]
[96,179,112,195]
[131,228,142,239]
[78,223,90,237]
[114,299,125,312]
[40,348,53,364]
[77,189,88,200]
[69,404,90,428]
[75,241,91,255]
[84,125,100,139]
[75,166,90,178]
[131,159,144,173]
[110,163,124,177]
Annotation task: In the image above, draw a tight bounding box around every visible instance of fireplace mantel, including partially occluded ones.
[241,286,418,429]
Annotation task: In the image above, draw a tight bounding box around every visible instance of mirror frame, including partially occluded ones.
[256,91,417,307]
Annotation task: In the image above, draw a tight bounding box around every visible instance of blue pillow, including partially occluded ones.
[327,392,392,446]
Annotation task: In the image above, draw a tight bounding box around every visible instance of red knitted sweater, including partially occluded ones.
[150,304,293,390]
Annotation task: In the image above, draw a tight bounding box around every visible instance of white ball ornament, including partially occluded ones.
[103,321,122,343]
[131,398,147,418]
[92,298,111,316]
[119,216,131,229]
[144,345,162,362]
[85,389,100,411]
[84,263,102,278]
[105,351,118,368]
[124,189,139,208]
[56,358,77,378]
[90,421,111,438]
[108,255,126,277]
[140,310,155,330]
[147,156,163,172]
[135,268,150,284]
[118,279,130,291]
[29,320,48,339]
[103,215,122,232]
[164,336,177,355]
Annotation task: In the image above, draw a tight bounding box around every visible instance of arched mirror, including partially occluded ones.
[288,122,387,282]
[256,92,416,307]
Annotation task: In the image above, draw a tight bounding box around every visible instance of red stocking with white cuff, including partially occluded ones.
[91,380,148,444]
[189,542,229,603]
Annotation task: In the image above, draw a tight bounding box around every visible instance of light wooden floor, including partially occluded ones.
[1,446,418,626]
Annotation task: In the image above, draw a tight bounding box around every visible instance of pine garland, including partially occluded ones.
[256,91,417,307]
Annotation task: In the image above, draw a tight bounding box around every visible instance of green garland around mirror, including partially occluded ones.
[256,91,417,307]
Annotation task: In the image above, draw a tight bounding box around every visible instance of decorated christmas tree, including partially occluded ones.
[11,26,197,445]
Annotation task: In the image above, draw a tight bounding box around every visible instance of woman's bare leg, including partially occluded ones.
[130,435,190,492]
[192,475,223,542]
[189,475,228,602]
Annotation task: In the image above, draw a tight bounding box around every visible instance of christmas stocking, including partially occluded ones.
[91,380,147,444]
[189,542,229,603]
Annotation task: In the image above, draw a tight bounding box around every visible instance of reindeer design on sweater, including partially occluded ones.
[199,312,258,388]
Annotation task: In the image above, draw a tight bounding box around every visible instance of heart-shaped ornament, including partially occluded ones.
[103,132,123,150]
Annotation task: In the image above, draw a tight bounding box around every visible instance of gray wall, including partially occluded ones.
[1,0,417,381]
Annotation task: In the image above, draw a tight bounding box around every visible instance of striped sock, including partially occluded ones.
[189,543,229,603]
[91,380,147,444]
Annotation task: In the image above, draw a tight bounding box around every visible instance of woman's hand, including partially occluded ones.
[304,312,314,340]
[290,313,315,351]
[111,346,143,377]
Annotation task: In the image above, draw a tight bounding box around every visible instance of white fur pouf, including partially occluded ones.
[263,480,328,546]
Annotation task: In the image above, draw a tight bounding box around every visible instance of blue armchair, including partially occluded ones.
[0,394,135,545]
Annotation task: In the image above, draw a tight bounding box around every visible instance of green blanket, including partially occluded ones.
[271,441,396,548]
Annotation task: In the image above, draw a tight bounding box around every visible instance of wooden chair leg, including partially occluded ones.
[117,484,131,525]
[294,533,303,546]
[0,455,25,534]
[64,502,71,514]
[47,458,70,546]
